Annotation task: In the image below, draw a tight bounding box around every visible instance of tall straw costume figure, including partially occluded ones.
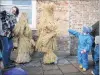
[13,12,35,63]
[36,3,58,64]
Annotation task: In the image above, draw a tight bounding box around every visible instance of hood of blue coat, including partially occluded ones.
[82,26,92,33]
[95,36,100,44]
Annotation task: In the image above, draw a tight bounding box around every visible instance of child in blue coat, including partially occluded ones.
[91,36,99,75]
[68,25,93,71]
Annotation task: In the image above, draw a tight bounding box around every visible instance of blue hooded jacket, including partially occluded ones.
[68,26,93,52]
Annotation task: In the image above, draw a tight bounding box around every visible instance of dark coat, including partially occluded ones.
[91,21,99,37]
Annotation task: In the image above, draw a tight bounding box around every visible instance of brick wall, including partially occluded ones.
[37,0,99,35]
[36,0,99,55]
[69,0,99,32]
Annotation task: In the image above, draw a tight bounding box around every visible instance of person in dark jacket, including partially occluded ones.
[90,21,99,62]
[91,36,99,75]
[0,6,19,69]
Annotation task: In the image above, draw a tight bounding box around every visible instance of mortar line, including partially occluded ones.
[67,59,85,75]
[57,63,64,75]
[40,59,44,75]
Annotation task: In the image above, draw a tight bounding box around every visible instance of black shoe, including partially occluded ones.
[50,62,55,64]
[10,60,15,63]
[4,64,16,69]
[44,62,55,65]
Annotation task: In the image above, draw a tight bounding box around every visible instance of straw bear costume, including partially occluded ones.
[13,12,35,63]
[36,3,58,64]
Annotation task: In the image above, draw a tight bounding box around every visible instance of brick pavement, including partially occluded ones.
[3,52,94,75]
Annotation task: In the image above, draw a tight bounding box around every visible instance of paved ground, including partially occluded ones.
[3,51,94,75]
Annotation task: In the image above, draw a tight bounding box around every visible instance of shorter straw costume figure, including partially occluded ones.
[36,3,58,64]
[13,12,35,63]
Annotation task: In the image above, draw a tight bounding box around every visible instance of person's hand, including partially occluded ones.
[81,50,86,54]
[83,49,86,53]
[81,50,84,54]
